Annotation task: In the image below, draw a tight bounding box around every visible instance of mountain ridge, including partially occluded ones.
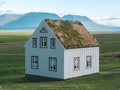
[0,12,120,31]
[0,12,61,29]
[0,14,23,26]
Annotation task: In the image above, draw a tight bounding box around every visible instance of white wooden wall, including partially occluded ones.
[64,47,99,79]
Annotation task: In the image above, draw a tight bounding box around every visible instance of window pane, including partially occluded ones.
[32,38,37,48]
[50,38,55,49]
[49,57,57,72]
[31,56,39,69]
[40,27,47,33]
[40,37,47,48]
[74,57,80,71]
[86,56,92,69]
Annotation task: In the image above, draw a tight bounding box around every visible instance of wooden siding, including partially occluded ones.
[64,47,99,79]
[25,21,65,79]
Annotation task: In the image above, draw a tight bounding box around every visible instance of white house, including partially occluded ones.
[25,19,100,80]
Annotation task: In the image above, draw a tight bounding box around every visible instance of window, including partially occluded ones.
[40,37,47,48]
[73,57,80,71]
[49,57,57,72]
[31,56,39,69]
[32,38,37,48]
[50,38,55,49]
[86,56,92,69]
[40,27,47,33]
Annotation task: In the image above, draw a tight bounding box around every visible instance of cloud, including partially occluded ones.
[0,8,6,14]
[94,18,120,27]
[0,0,5,7]
[0,8,28,15]
[0,9,16,14]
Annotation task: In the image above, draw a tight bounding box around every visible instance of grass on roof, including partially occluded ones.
[47,20,83,48]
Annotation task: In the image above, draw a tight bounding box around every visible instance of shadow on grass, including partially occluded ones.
[0,72,120,87]
[0,75,63,85]
[0,73,106,85]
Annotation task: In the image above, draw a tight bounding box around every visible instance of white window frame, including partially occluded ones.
[31,56,39,69]
[40,37,47,48]
[73,57,80,71]
[86,56,92,69]
[49,57,57,72]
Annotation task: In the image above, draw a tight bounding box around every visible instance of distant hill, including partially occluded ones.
[0,12,120,31]
[62,15,120,31]
[0,12,60,29]
[0,14,23,26]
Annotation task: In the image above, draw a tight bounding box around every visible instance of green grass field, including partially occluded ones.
[0,31,120,90]
[93,34,120,53]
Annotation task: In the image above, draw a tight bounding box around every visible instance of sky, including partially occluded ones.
[0,0,120,26]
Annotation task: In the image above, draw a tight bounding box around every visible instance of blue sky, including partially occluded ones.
[0,0,120,19]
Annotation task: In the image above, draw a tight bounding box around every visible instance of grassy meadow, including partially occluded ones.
[0,31,120,90]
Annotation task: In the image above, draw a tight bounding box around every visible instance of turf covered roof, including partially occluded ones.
[45,19,99,49]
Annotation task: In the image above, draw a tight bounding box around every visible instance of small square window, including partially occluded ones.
[73,57,80,71]
[40,37,47,48]
[49,57,57,72]
[32,38,37,48]
[31,56,39,69]
[86,56,92,69]
[50,38,55,49]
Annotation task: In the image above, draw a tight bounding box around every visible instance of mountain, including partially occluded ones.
[0,14,23,26]
[0,12,120,31]
[62,15,120,31]
[0,12,60,29]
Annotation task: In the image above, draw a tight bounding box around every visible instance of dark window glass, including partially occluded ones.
[74,57,80,71]
[32,38,37,48]
[49,57,57,72]
[86,56,92,69]
[40,27,47,33]
[31,56,39,69]
[50,38,55,49]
